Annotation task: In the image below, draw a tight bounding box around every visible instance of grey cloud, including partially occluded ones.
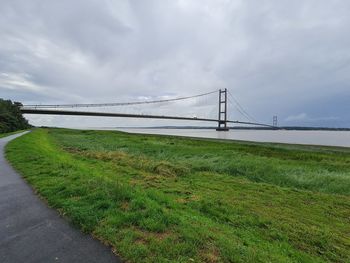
[0,0,350,127]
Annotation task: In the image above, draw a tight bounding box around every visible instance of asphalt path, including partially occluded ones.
[0,132,121,263]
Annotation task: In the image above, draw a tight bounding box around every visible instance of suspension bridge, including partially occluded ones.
[20,89,277,130]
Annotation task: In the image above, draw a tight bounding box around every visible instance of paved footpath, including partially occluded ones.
[0,132,121,263]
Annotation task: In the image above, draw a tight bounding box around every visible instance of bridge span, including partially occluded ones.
[20,108,276,129]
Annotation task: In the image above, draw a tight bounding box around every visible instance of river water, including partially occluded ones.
[113,128,350,148]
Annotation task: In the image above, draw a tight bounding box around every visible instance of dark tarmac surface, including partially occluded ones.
[0,132,121,263]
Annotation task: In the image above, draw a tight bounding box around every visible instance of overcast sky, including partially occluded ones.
[1,0,350,128]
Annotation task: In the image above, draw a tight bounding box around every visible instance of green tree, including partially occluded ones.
[0,99,31,133]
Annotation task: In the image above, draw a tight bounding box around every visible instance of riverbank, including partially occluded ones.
[6,128,350,262]
[116,128,350,148]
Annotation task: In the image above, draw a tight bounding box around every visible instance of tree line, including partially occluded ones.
[0,99,31,133]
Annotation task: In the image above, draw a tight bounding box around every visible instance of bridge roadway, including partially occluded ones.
[20,108,276,128]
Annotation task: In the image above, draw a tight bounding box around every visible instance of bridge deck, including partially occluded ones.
[20,108,276,128]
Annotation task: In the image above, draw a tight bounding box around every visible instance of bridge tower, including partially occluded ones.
[216,88,229,131]
[273,115,278,127]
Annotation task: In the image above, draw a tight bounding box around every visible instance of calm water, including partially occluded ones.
[113,128,350,148]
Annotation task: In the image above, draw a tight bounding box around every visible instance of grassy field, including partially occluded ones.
[5,128,350,262]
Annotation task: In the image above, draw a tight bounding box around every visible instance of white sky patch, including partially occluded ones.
[0,73,44,92]
[285,113,340,123]
[285,113,308,122]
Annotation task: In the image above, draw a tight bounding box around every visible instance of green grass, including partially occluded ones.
[0,129,27,138]
[6,128,350,262]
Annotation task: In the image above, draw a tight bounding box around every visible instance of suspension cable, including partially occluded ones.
[227,96,250,122]
[23,90,219,109]
[227,90,257,122]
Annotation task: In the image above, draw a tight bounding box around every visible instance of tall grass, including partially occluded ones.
[51,128,350,195]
